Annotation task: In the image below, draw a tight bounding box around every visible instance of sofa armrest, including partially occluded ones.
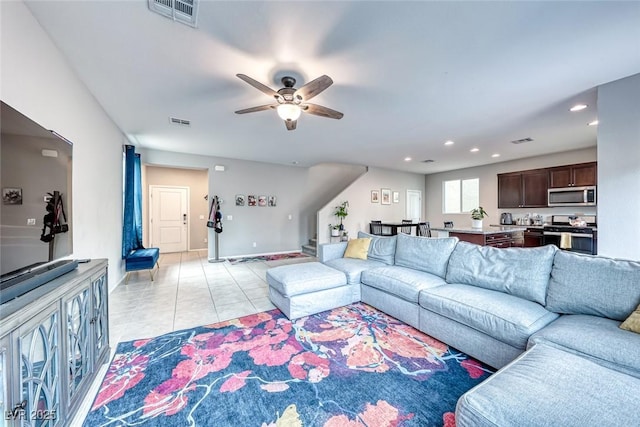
[318,242,348,263]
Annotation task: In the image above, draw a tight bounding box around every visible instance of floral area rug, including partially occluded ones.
[226,252,311,264]
[84,303,493,426]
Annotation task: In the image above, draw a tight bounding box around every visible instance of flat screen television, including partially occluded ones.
[1,101,77,303]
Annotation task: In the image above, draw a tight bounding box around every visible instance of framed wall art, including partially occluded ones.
[2,187,22,205]
[258,195,267,206]
[381,188,391,205]
[393,191,399,203]
[235,194,245,206]
[247,195,257,206]
[371,190,379,203]
[268,196,277,207]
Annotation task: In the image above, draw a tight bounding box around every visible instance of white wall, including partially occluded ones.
[318,167,426,244]
[141,148,366,257]
[1,1,125,290]
[597,73,640,260]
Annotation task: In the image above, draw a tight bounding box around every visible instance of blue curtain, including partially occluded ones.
[122,145,143,258]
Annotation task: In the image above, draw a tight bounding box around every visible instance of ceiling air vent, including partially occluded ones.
[148,0,199,27]
[421,159,435,163]
[170,117,191,126]
[510,137,533,145]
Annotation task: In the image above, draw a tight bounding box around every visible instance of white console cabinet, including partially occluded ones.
[0,260,108,427]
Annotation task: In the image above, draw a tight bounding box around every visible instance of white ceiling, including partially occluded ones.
[24,1,640,174]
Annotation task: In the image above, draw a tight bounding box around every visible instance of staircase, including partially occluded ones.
[301,235,317,257]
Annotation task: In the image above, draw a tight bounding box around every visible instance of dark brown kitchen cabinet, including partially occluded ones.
[548,162,597,188]
[524,228,544,247]
[498,169,549,208]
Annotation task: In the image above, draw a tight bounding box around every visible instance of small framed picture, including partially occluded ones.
[371,190,379,203]
[392,191,399,204]
[381,188,391,205]
[268,196,277,207]
[258,195,267,207]
[247,195,257,206]
[2,187,22,205]
[235,194,245,206]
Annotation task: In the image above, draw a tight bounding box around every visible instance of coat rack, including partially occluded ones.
[207,195,225,263]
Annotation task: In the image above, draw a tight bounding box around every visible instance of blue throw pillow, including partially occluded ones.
[394,233,458,278]
[357,231,396,265]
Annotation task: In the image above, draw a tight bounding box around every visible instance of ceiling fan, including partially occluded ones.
[234,74,344,130]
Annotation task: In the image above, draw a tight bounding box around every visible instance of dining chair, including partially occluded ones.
[401,219,412,235]
[370,220,383,235]
[417,221,431,237]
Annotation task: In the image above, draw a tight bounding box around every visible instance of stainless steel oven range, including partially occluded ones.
[542,215,597,255]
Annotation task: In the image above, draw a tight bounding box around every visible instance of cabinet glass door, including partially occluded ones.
[19,307,61,426]
[65,287,91,403]
[92,272,109,362]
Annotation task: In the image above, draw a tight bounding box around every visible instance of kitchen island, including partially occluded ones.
[431,226,527,248]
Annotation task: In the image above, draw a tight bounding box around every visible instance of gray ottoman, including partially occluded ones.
[267,262,350,319]
[456,343,640,427]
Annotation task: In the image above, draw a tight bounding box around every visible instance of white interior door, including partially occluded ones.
[406,189,422,223]
[150,186,188,253]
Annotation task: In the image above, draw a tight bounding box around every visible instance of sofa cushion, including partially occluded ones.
[343,237,371,260]
[324,257,386,285]
[419,284,558,349]
[361,266,446,303]
[528,314,640,378]
[266,262,346,297]
[445,242,556,305]
[394,233,458,278]
[456,344,640,427]
[357,231,396,265]
[621,304,640,334]
[546,250,640,320]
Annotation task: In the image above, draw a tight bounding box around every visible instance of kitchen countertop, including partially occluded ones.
[489,223,546,229]
[431,226,527,235]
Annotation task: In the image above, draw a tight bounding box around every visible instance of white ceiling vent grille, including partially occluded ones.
[148,0,199,27]
[170,117,191,126]
[510,137,533,145]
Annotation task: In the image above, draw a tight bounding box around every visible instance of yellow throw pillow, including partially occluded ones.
[343,238,371,260]
[620,304,640,334]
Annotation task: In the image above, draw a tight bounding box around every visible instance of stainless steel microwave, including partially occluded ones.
[548,186,596,207]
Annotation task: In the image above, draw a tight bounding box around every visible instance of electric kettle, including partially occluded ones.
[500,213,514,225]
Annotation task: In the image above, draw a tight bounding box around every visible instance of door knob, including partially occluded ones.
[183,213,187,224]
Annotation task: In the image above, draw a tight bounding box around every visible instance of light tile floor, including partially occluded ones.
[72,250,316,426]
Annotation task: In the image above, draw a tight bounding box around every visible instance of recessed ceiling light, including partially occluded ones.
[291,161,299,165]
[570,104,588,112]
[491,153,500,158]
[470,148,479,153]
[444,140,455,146]
[588,120,599,126]
[404,157,412,162]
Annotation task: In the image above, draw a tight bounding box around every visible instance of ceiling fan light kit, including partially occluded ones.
[235,73,343,130]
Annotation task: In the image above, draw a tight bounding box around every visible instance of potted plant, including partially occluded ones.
[329,224,341,237]
[470,206,488,228]
[334,201,349,231]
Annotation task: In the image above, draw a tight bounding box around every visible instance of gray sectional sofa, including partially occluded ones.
[318,231,640,426]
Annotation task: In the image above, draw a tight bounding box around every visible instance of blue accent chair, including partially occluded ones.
[125,247,160,284]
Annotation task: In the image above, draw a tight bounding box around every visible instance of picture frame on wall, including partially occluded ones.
[247,195,257,206]
[392,191,399,204]
[258,195,267,206]
[381,188,391,205]
[371,190,380,203]
[268,196,277,207]
[235,194,245,206]
[2,187,22,205]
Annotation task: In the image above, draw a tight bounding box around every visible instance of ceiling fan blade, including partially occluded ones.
[301,103,344,120]
[294,75,333,101]
[235,104,277,114]
[236,74,280,99]
[285,120,297,131]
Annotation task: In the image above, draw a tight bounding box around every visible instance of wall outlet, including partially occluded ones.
[204,238,207,243]
[227,215,233,221]
[27,218,36,225]
[199,214,205,220]
[288,214,292,220]
[252,242,257,247]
